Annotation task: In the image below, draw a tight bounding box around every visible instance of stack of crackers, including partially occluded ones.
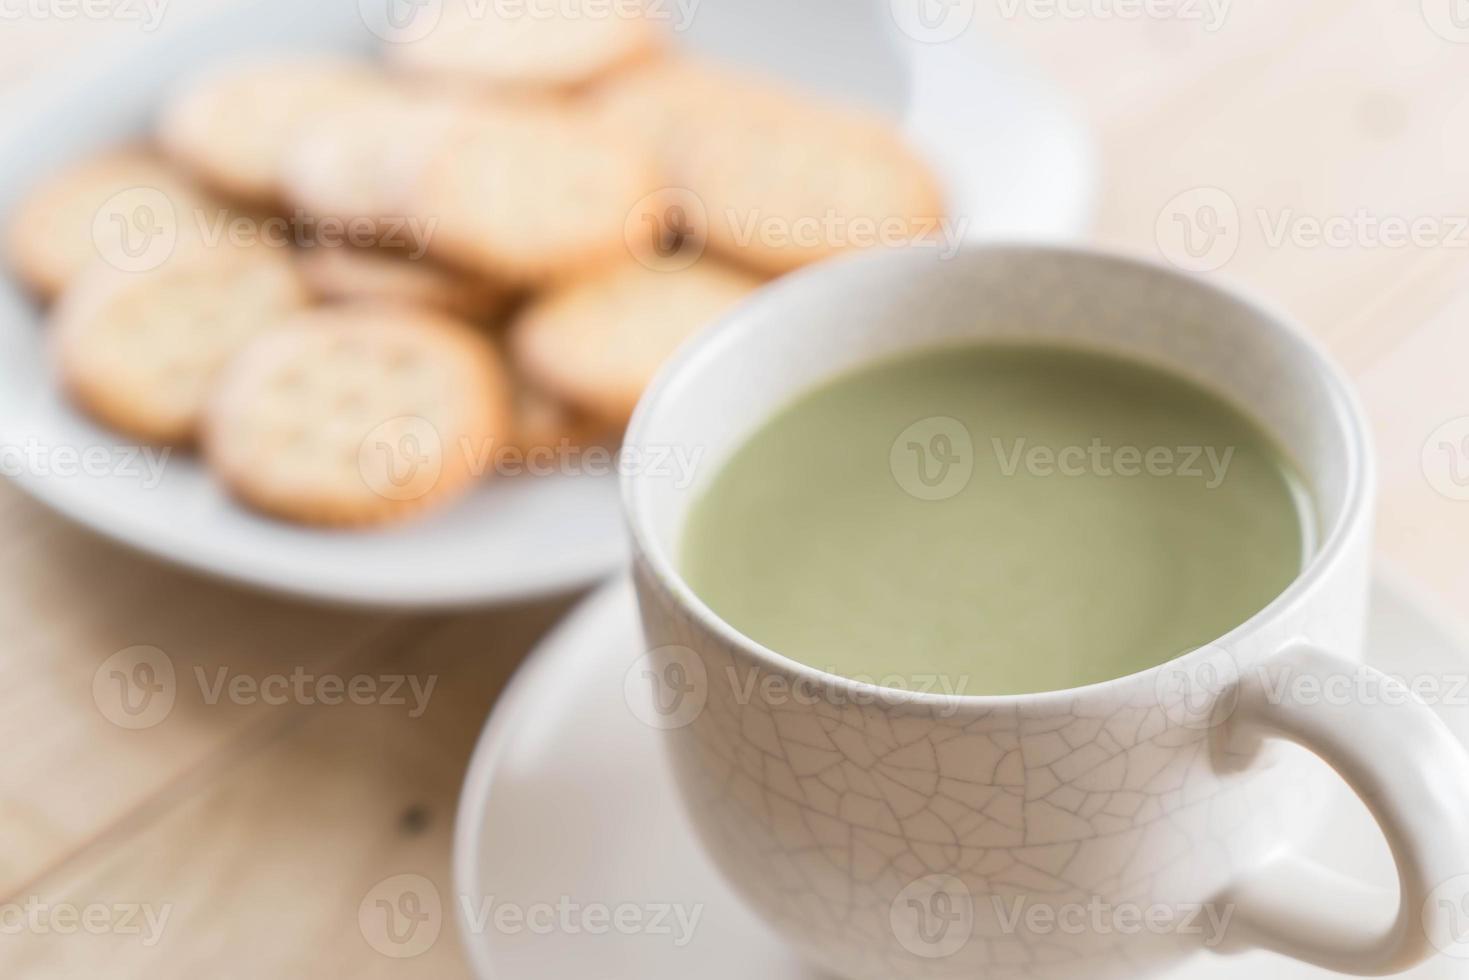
[5,1,946,528]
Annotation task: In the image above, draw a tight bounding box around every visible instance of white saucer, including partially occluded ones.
[0,0,1095,608]
[454,568,1469,978]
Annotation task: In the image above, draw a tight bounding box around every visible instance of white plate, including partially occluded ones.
[454,567,1469,977]
[0,0,1096,608]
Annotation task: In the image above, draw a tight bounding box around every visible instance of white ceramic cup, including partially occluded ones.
[622,244,1469,979]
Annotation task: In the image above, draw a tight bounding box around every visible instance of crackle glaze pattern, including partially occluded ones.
[624,246,1375,979]
[634,540,1368,979]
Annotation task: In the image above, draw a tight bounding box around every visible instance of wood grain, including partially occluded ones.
[3,0,1468,975]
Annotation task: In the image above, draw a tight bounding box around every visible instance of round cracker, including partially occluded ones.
[158,57,390,204]
[596,59,947,275]
[51,246,310,445]
[384,0,664,92]
[295,247,508,322]
[203,305,511,527]
[413,104,661,282]
[282,93,468,229]
[509,258,761,425]
[511,383,617,456]
[593,58,733,145]
[6,148,224,298]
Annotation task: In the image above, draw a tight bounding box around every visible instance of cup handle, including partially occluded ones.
[1214,643,1469,974]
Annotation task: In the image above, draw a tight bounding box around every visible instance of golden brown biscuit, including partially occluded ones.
[510,382,618,456]
[203,304,511,527]
[384,0,665,92]
[413,104,662,282]
[509,257,761,426]
[596,59,947,275]
[294,247,508,322]
[593,57,730,144]
[282,92,468,233]
[7,148,224,298]
[51,246,310,445]
[158,57,390,204]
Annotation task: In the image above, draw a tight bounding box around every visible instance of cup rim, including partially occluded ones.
[621,241,1374,708]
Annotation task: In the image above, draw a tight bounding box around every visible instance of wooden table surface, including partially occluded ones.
[2,1,1467,975]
